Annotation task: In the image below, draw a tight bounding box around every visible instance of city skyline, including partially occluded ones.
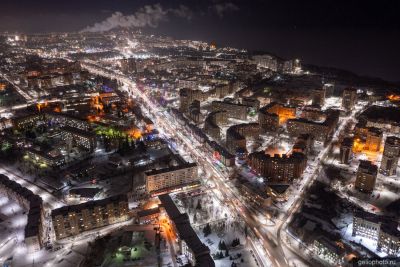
[1,0,400,82]
[0,2,399,267]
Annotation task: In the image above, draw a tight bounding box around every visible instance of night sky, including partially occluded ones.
[1,0,399,82]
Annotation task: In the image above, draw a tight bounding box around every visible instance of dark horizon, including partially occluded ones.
[1,0,399,82]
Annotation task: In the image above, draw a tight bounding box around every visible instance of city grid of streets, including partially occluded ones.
[0,30,399,267]
[81,59,365,267]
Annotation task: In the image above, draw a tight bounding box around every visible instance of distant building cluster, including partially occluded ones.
[179,81,239,113]
[252,55,302,74]
[25,60,89,94]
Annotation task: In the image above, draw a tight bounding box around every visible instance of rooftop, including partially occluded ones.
[51,194,127,217]
[360,106,400,124]
[158,194,214,266]
[145,162,197,176]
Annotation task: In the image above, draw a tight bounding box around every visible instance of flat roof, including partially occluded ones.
[69,187,101,198]
[360,105,400,124]
[145,163,197,176]
[51,194,127,217]
[137,207,160,218]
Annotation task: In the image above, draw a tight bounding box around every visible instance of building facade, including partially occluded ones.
[353,210,400,256]
[226,123,260,154]
[204,111,227,140]
[311,88,326,107]
[365,127,383,152]
[52,194,129,240]
[211,101,248,120]
[380,136,400,176]
[355,160,378,193]
[258,102,296,132]
[286,110,340,141]
[313,237,345,266]
[342,87,357,111]
[60,126,97,152]
[145,163,199,195]
[340,137,353,164]
[248,152,307,183]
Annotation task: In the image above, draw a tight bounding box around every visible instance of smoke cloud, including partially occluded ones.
[82,4,192,32]
[171,5,193,20]
[210,2,239,18]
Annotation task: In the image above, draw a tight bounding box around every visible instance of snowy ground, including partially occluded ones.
[173,192,260,267]
[0,195,85,267]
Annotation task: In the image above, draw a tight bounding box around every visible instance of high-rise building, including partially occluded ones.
[380,136,400,176]
[292,134,314,155]
[204,111,227,140]
[226,123,260,153]
[188,100,201,123]
[342,87,357,111]
[179,88,206,113]
[365,127,383,152]
[323,83,335,98]
[252,55,278,71]
[286,110,340,142]
[120,58,137,74]
[340,137,353,164]
[311,88,326,106]
[355,160,378,193]
[205,139,235,167]
[211,101,248,120]
[353,210,381,240]
[258,102,296,132]
[378,223,400,256]
[301,105,326,122]
[248,152,307,183]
